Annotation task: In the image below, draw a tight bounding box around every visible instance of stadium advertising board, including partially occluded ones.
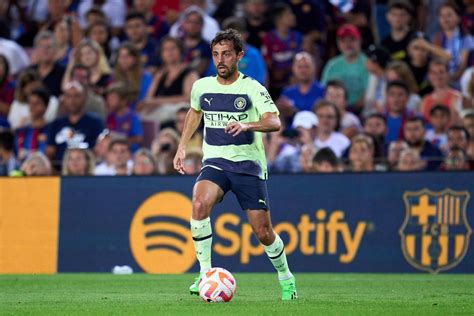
[56,173,473,274]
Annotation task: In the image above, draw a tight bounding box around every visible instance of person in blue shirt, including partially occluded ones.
[277,52,324,126]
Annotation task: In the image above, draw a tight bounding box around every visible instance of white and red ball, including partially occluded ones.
[198,267,237,303]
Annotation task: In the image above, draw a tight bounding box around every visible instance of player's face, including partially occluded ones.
[212,40,243,80]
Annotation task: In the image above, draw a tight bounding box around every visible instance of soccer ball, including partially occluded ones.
[198,267,237,303]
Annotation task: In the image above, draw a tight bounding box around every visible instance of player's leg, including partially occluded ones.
[247,210,297,300]
[189,168,230,295]
[229,172,297,300]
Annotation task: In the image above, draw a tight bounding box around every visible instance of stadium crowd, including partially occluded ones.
[0,0,473,176]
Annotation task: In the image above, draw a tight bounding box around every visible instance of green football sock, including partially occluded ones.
[190,217,212,273]
[264,233,293,280]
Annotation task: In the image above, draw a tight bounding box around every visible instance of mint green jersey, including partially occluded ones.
[190,72,279,179]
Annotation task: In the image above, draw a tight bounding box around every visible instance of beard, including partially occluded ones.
[216,63,237,79]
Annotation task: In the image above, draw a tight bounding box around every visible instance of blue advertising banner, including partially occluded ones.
[58,172,474,274]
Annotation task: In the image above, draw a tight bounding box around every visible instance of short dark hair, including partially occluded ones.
[222,17,247,34]
[271,3,291,24]
[29,87,50,106]
[108,138,129,151]
[326,79,347,100]
[386,80,410,95]
[448,125,470,141]
[429,104,450,117]
[159,36,184,58]
[387,0,414,16]
[0,131,14,151]
[125,11,147,24]
[211,29,244,54]
[313,147,339,167]
[314,99,341,131]
[365,113,387,125]
[405,116,425,126]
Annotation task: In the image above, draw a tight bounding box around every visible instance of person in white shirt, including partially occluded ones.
[169,4,220,43]
[313,99,350,157]
[0,38,30,75]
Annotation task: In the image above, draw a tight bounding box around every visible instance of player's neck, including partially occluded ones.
[217,71,240,85]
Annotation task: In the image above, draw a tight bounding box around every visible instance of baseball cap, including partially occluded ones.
[366,45,391,68]
[292,111,318,129]
[336,24,361,39]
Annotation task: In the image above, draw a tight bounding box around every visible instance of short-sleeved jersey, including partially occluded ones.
[190,72,278,179]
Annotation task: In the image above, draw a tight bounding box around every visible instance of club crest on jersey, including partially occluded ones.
[399,189,472,274]
[234,97,247,110]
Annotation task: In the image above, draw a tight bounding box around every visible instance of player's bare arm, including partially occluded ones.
[224,112,281,137]
[173,108,203,174]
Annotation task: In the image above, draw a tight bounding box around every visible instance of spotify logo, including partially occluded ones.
[129,191,195,273]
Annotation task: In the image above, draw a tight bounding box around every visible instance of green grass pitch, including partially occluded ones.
[1,273,473,315]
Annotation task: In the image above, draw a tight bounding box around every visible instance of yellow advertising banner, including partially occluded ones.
[0,178,60,273]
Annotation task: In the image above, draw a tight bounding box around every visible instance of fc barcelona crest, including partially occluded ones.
[400,189,471,274]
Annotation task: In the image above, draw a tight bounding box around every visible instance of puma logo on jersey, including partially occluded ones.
[204,97,213,106]
[258,199,266,205]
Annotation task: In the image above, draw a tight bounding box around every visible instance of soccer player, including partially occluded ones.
[173,29,297,301]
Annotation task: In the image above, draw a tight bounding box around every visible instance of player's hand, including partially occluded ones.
[225,121,249,136]
[173,147,186,175]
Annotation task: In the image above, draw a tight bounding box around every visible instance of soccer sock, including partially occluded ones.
[264,233,293,281]
[190,217,212,273]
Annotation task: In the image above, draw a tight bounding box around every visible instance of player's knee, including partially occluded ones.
[192,197,211,219]
[253,224,273,244]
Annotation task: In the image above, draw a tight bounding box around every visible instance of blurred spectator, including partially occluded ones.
[151,127,180,175]
[244,0,272,49]
[270,111,318,173]
[403,116,443,170]
[0,55,15,118]
[105,82,143,152]
[299,143,318,173]
[385,61,422,112]
[0,37,30,76]
[325,80,362,139]
[384,80,413,143]
[124,11,159,70]
[381,0,414,61]
[85,20,112,60]
[53,17,73,67]
[31,31,66,97]
[277,52,324,124]
[63,39,111,96]
[15,87,50,161]
[8,69,59,130]
[94,129,116,166]
[460,65,474,99]
[69,64,107,120]
[420,59,467,124]
[447,125,470,151]
[61,148,95,176]
[112,42,152,103]
[313,147,341,173]
[397,148,425,171]
[314,100,350,157]
[441,146,471,170]
[132,0,169,42]
[262,3,302,98]
[321,24,368,113]
[174,106,202,152]
[425,104,450,152]
[347,134,375,172]
[108,138,132,175]
[140,37,198,124]
[183,148,204,175]
[78,0,126,36]
[0,130,19,176]
[432,1,472,85]
[364,45,391,115]
[211,17,267,85]
[462,112,474,140]
[169,3,220,43]
[132,148,157,175]
[19,152,52,176]
[387,139,409,170]
[179,8,212,76]
[405,32,452,95]
[364,113,388,159]
[46,81,104,169]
